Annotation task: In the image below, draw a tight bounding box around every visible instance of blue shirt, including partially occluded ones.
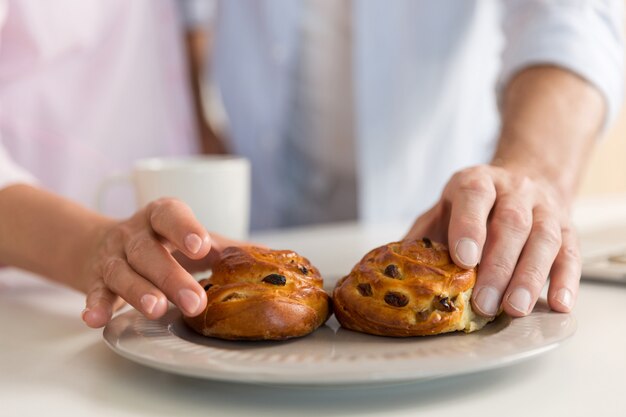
[182,0,624,230]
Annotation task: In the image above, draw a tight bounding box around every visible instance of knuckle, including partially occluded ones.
[561,225,578,242]
[87,281,107,299]
[540,190,560,210]
[485,256,514,281]
[515,175,533,191]
[557,226,580,261]
[148,197,183,225]
[126,236,154,264]
[532,220,562,247]
[101,257,124,285]
[457,175,494,197]
[560,242,581,262]
[468,164,491,177]
[493,205,532,233]
[100,225,130,255]
[153,197,180,212]
[155,267,180,294]
[145,199,161,215]
[520,264,547,288]
[451,168,469,182]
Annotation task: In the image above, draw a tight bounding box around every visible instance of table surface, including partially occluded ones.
[2,195,626,417]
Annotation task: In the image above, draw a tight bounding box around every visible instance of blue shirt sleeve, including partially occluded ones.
[499,0,625,132]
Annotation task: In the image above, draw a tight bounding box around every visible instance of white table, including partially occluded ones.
[2,196,626,417]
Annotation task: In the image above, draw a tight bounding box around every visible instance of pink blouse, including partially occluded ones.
[0,0,198,217]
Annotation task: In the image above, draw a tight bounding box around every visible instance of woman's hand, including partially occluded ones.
[405,165,580,318]
[80,197,244,328]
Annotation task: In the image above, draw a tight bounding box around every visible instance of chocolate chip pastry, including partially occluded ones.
[184,246,332,340]
[333,238,494,337]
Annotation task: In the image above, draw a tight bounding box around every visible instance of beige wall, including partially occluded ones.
[578,98,626,196]
[578,8,626,196]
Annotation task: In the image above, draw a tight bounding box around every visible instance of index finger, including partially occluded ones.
[446,170,496,268]
[146,198,211,259]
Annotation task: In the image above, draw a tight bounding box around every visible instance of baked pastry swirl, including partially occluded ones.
[333,238,494,337]
[184,246,332,340]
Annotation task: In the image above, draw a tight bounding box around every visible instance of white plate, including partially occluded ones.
[103,300,575,387]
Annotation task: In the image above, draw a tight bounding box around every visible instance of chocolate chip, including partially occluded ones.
[357,283,373,297]
[383,264,401,279]
[299,265,309,275]
[436,296,455,312]
[203,283,213,291]
[422,237,432,248]
[384,292,409,307]
[262,274,287,286]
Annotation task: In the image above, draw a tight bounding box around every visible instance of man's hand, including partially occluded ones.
[407,66,605,318]
[406,165,578,317]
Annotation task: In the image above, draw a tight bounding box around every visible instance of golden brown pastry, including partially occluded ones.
[333,238,494,337]
[184,246,331,340]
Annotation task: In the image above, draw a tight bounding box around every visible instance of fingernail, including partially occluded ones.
[455,238,479,267]
[184,233,203,254]
[141,294,158,315]
[81,308,91,322]
[555,288,573,310]
[474,286,500,316]
[178,289,201,315]
[507,287,532,314]
[81,307,104,327]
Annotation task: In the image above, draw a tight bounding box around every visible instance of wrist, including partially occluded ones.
[70,215,116,294]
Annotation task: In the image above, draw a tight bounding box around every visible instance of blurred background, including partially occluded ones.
[577,5,625,197]
[579,86,626,195]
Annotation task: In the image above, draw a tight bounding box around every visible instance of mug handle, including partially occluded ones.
[96,172,132,214]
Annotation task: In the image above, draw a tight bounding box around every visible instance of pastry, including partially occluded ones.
[184,246,331,340]
[333,238,494,337]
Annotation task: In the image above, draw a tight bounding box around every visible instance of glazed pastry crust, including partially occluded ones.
[333,238,493,337]
[184,246,331,340]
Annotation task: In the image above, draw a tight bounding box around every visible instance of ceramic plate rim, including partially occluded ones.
[103,300,576,387]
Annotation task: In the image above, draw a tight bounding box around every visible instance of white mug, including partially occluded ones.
[97,155,251,240]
